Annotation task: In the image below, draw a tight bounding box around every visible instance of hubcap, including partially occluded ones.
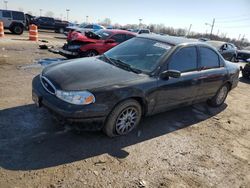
[216,86,228,105]
[15,27,21,34]
[115,107,138,135]
[87,52,96,57]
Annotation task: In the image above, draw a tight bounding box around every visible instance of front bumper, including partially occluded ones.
[59,49,79,58]
[32,75,108,127]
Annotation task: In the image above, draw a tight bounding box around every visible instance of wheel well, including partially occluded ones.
[225,81,232,91]
[87,49,99,54]
[10,22,24,29]
[121,97,147,116]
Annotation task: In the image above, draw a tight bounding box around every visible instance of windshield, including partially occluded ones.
[95,30,112,40]
[104,37,172,73]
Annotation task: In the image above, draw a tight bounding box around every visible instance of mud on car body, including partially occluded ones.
[32,35,239,137]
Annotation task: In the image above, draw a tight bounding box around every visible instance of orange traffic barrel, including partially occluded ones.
[29,24,38,41]
[0,22,4,38]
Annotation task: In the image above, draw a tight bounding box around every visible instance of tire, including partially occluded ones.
[242,71,249,79]
[85,50,98,57]
[11,25,23,35]
[207,84,229,107]
[59,28,64,34]
[103,99,142,137]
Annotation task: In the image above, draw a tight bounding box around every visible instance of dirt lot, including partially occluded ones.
[0,31,249,188]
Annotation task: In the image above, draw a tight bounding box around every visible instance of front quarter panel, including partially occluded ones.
[90,76,158,116]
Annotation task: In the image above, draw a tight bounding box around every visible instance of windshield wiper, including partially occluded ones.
[102,54,116,66]
[109,58,142,74]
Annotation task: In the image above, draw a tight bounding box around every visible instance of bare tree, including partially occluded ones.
[44,11,54,18]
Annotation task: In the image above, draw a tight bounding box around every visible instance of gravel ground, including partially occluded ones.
[0,31,249,188]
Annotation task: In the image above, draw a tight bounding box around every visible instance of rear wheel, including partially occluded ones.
[103,99,142,137]
[59,28,65,34]
[11,25,24,35]
[208,84,229,107]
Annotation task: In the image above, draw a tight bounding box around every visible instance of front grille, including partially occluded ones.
[40,75,56,95]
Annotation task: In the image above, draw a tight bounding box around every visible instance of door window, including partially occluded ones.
[200,47,220,69]
[12,12,25,21]
[2,11,11,18]
[168,47,197,72]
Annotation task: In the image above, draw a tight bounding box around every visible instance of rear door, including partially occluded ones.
[197,46,227,99]
[1,10,12,27]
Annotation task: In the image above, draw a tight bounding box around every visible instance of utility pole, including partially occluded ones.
[217,29,219,36]
[210,18,215,39]
[241,34,245,46]
[238,34,241,41]
[139,18,142,28]
[66,9,70,21]
[186,24,192,37]
[39,9,42,17]
[4,0,8,10]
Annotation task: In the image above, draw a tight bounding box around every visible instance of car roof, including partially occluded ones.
[103,29,136,35]
[137,34,199,46]
[0,9,24,13]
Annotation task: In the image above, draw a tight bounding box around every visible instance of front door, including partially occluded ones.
[154,46,202,114]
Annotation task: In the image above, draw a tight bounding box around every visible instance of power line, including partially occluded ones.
[216,14,250,21]
[216,17,250,23]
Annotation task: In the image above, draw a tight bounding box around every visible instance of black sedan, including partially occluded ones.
[237,46,250,62]
[206,41,238,62]
[32,35,239,137]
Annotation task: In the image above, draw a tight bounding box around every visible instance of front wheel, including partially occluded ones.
[103,99,142,137]
[85,50,98,57]
[207,84,229,107]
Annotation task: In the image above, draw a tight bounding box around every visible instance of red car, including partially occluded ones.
[59,29,136,58]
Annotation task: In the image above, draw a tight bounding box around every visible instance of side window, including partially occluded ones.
[12,12,25,21]
[200,47,220,69]
[84,24,93,29]
[126,34,135,40]
[168,47,197,73]
[111,34,126,43]
[2,11,11,18]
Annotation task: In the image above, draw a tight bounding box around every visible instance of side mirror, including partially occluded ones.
[105,39,115,43]
[160,70,181,80]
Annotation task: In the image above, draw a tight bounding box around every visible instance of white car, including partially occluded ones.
[0,9,26,34]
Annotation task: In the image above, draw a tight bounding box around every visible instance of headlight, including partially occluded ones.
[56,90,95,105]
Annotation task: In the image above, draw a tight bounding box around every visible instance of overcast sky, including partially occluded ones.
[2,0,250,40]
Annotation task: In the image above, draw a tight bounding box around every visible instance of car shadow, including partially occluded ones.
[0,103,227,171]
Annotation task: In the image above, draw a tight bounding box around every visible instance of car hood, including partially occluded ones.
[42,57,144,91]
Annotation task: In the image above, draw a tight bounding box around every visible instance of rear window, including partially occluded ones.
[12,12,25,21]
[200,47,220,69]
